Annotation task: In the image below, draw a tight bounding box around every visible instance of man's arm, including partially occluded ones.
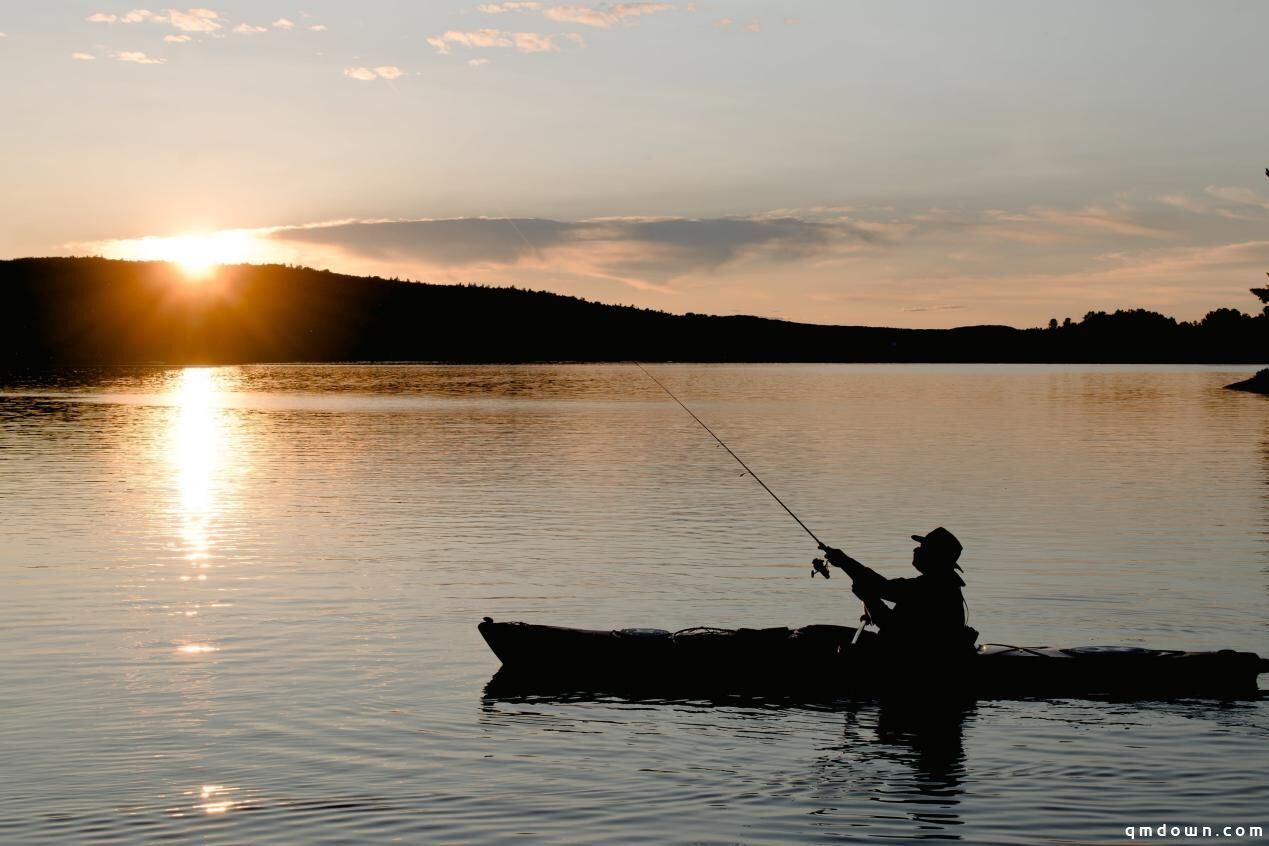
[819,545,886,596]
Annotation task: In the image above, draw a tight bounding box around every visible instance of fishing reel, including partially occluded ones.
[811,557,831,579]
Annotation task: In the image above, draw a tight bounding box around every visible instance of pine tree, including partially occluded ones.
[1252,283,1268,318]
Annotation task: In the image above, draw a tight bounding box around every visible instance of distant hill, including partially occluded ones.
[0,257,1264,365]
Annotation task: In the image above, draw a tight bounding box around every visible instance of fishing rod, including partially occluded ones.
[633,361,825,549]
[634,359,867,647]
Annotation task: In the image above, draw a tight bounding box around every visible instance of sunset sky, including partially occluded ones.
[2,1,1267,327]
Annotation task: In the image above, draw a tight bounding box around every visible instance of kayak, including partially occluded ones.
[478,618,1269,699]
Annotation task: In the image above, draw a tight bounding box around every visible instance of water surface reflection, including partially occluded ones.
[480,687,972,841]
[2,364,1265,846]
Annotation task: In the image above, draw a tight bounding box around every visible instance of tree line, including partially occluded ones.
[0,257,1264,366]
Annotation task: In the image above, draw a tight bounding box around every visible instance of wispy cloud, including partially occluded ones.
[344,66,403,81]
[163,8,222,31]
[233,23,266,34]
[477,1,670,27]
[979,206,1170,241]
[469,58,490,66]
[1157,186,1269,221]
[478,1,542,12]
[515,31,580,51]
[1204,185,1269,209]
[89,8,224,32]
[427,28,579,54]
[1158,193,1251,221]
[712,17,762,33]
[309,24,327,32]
[428,29,510,53]
[1089,240,1269,278]
[164,33,192,42]
[271,18,295,30]
[259,214,880,287]
[438,3,663,57]
[114,50,165,64]
[71,52,97,60]
[541,3,673,27]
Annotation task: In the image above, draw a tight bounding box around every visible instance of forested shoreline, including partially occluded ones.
[2,257,1265,365]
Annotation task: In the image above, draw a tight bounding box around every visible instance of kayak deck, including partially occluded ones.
[478,618,1268,699]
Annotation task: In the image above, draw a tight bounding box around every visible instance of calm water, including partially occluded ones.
[1,364,1266,845]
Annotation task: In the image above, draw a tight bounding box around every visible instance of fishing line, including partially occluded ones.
[633,361,823,547]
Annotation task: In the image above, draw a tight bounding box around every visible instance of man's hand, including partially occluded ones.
[819,545,851,569]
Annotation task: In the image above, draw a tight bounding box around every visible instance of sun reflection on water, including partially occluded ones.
[176,643,219,654]
[170,368,221,565]
[195,784,236,815]
[164,367,236,654]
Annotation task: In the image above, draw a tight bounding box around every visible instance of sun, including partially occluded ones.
[124,230,257,279]
[167,235,223,277]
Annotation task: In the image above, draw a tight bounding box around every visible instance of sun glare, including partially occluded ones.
[120,231,257,279]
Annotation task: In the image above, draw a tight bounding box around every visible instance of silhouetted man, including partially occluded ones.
[819,527,976,655]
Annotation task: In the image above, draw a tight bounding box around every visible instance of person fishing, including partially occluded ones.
[632,363,977,656]
[818,528,977,656]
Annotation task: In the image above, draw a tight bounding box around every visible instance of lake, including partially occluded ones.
[1,364,1266,844]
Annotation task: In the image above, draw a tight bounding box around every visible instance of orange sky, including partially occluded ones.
[3,2,1268,327]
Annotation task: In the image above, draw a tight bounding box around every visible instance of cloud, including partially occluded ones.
[469,58,490,66]
[74,191,1269,327]
[542,3,673,27]
[1090,240,1269,278]
[344,66,403,81]
[514,31,575,52]
[93,7,225,31]
[262,215,879,286]
[114,50,165,64]
[1157,186,1269,221]
[1158,193,1252,221]
[713,17,762,33]
[427,29,511,53]
[427,28,578,54]
[164,8,222,31]
[164,33,192,42]
[234,23,267,33]
[271,18,295,30]
[72,52,97,60]
[977,206,1170,241]
[478,1,542,12]
[1204,185,1269,209]
[309,24,328,32]
[477,0,671,27]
